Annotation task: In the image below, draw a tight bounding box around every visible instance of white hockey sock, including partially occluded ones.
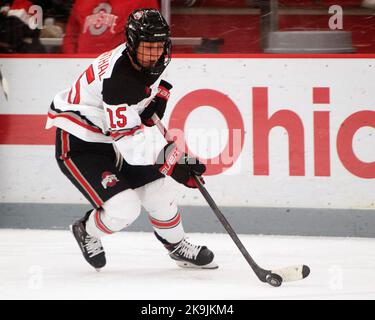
[85,189,142,238]
[85,209,115,238]
[149,211,185,245]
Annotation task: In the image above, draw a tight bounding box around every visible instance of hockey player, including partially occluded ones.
[46,8,217,271]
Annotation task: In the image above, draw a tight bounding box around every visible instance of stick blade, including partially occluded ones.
[272,265,310,282]
[0,70,9,101]
[2,76,9,100]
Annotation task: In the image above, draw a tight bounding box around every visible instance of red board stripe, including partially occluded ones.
[0,114,55,145]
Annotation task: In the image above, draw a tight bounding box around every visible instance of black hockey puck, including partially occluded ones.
[265,273,283,287]
[302,265,311,278]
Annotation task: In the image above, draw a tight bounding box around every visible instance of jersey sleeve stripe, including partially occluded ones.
[67,87,73,104]
[109,126,143,140]
[48,112,103,134]
[85,64,95,84]
[72,73,84,105]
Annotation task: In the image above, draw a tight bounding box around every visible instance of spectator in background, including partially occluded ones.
[172,0,196,6]
[0,0,73,53]
[63,0,159,54]
[0,1,12,12]
[362,0,375,8]
[0,0,45,53]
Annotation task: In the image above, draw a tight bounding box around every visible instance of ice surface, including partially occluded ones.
[0,229,374,300]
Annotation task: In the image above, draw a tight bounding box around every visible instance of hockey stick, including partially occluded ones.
[151,114,310,287]
[0,68,9,101]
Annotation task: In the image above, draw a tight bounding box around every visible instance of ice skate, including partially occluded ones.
[169,238,218,269]
[70,212,106,271]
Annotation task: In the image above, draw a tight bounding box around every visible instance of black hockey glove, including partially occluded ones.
[156,142,206,189]
[140,80,172,127]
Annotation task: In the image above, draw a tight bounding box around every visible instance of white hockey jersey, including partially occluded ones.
[46,43,164,165]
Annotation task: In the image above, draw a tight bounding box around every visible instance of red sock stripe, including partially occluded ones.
[149,212,181,229]
[61,131,103,208]
[94,210,113,234]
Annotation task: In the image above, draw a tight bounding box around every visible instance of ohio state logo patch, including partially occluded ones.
[101,171,119,189]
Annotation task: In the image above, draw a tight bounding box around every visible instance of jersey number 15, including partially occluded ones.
[106,107,127,129]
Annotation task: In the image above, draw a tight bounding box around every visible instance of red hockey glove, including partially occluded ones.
[140,80,172,127]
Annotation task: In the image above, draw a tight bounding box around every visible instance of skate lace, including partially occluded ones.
[172,239,201,260]
[84,236,104,258]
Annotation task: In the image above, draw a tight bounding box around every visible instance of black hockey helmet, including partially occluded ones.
[125,8,171,76]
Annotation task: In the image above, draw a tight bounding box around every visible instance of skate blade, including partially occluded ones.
[69,224,105,272]
[175,260,219,269]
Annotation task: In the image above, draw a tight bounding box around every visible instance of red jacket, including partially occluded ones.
[63,0,159,54]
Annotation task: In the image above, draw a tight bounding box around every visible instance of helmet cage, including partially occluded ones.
[126,9,171,76]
